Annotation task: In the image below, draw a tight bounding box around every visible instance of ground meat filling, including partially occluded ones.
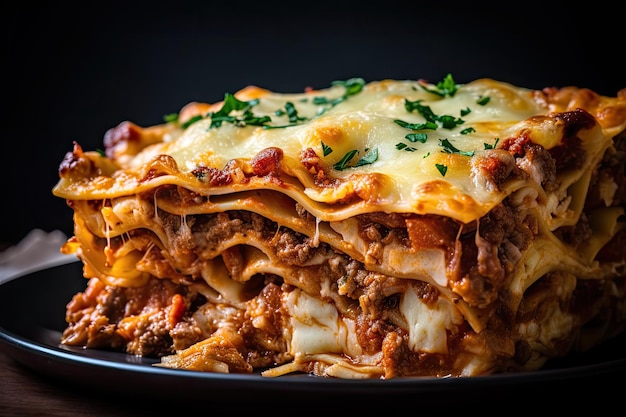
[63,202,526,370]
[62,276,205,357]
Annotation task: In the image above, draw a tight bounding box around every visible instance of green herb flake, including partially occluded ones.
[436,163,448,176]
[404,99,438,122]
[405,132,428,143]
[403,100,464,130]
[484,138,500,149]
[394,119,438,131]
[439,114,464,129]
[321,141,333,156]
[420,73,460,97]
[332,78,366,97]
[312,96,332,105]
[396,143,416,152]
[163,113,179,123]
[284,101,306,123]
[314,78,366,111]
[460,127,476,135]
[333,149,358,170]
[332,147,378,170]
[477,96,491,106]
[182,114,204,129]
[439,138,475,156]
[208,93,271,129]
[355,147,378,167]
[460,107,471,117]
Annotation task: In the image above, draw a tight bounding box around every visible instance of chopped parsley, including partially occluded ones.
[484,138,500,149]
[312,78,365,109]
[396,143,417,152]
[163,113,204,129]
[208,93,271,129]
[182,115,203,129]
[405,132,428,143]
[164,112,202,129]
[274,101,308,124]
[394,119,438,131]
[435,163,448,176]
[335,77,366,96]
[165,77,368,133]
[321,141,333,156]
[333,147,378,170]
[394,80,467,155]
[419,73,460,97]
[393,73,498,178]
[333,149,358,170]
[163,113,178,123]
[439,138,474,156]
[477,96,491,105]
[355,148,378,167]
[403,99,464,130]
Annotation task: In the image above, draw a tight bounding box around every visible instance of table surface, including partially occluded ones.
[0,350,175,417]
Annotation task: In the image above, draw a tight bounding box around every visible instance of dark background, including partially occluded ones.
[4,1,623,247]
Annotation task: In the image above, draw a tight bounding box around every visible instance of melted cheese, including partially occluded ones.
[285,288,361,358]
[55,78,626,225]
[401,286,464,354]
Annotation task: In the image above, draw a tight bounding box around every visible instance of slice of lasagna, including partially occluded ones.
[53,75,626,379]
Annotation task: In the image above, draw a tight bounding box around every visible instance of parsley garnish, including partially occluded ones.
[163,112,203,129]
[439,138,475,156]
[333,148,378,170]
[333,149,358,170]
[484,138,500,149]
[274,101,307,124]
[438,114,465,129]
[333,78,366,97]
[312,78,366,109]
[405,132,428,143]
[477,96,490,105]
[182,115,203,129]
[321,141,333,156]
[435,163,448,176]
[403,99,464,130]
[355,148,378,167]
[419,73,460,97]
[163,113,178,123]
[394,119,438,131]
[169,78,368,133]
[208,93,271,129]
[396,143,416,152]
[394,96,467,155]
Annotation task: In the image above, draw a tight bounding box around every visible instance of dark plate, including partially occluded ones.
[0,262,624,408]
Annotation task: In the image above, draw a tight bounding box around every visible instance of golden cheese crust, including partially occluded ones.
[54,75,626,378]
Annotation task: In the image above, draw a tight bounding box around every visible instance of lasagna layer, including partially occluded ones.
[54,76,626,378]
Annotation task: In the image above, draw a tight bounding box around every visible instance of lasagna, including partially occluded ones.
[53,75,626,379]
